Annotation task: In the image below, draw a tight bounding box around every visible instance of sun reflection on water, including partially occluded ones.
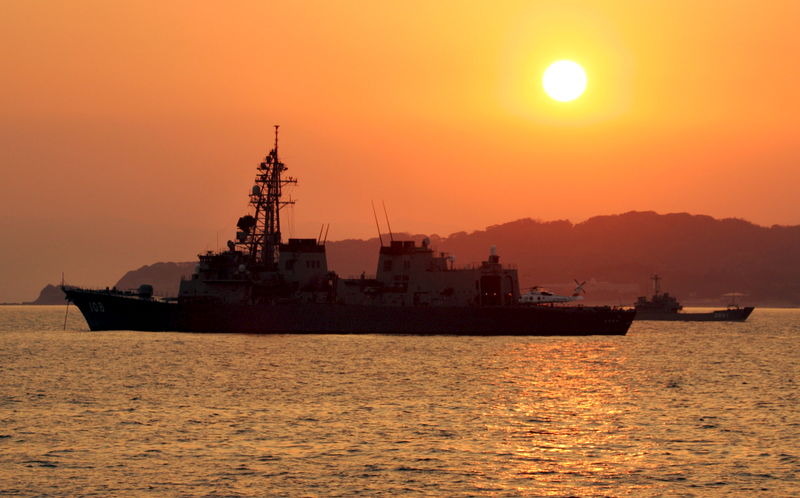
[5,309,799,495]
[479,340,653,494]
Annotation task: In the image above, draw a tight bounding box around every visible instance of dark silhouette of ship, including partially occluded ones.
[634,274,754,321]
[63,127,634,335]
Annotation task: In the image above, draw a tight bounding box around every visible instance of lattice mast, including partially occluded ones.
[240,125,296,268]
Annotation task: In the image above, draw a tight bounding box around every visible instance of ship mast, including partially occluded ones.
[241,125,296,269]
[652,274,662,295]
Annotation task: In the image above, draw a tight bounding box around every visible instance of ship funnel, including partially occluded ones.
[490,245,497,257]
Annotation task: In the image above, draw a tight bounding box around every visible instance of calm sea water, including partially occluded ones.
[0,306,797,496]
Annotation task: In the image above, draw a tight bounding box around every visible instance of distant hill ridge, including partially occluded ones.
[114,262,197,297]
[25,284,66,305]
[326,211,800,305]
[35,211,800,306]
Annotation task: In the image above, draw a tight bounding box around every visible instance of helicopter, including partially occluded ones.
[519,280,587,304]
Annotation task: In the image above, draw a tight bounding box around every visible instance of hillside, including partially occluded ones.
[47,211,799,306]
[113,262,196,297]
[329,211,800,305]
[24,284,66,305]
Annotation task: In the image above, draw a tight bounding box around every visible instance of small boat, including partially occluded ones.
[634,275,754,321]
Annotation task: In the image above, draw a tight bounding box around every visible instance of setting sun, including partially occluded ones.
[543,60,587,102]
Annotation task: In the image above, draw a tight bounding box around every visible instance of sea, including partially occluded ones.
[0,306,797,496]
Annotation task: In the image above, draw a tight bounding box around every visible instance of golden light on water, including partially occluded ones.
[484,341,655,494]
[543,60,587,102]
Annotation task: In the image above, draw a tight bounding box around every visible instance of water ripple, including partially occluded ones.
[0,306,798,495]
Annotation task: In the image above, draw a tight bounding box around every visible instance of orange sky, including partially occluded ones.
[1,0,799,301]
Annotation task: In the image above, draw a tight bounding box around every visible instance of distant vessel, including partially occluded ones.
[634,275,754,321]
[63,127,634,335]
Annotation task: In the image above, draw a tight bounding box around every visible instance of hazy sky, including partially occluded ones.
[1,0,799,301]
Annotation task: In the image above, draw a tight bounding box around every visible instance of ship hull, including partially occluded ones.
[64,287,634,335]
[634,307,754,321]
[63,288,173,331]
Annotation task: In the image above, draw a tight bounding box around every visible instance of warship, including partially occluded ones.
[63,127,635,335]
[634,274,754,321]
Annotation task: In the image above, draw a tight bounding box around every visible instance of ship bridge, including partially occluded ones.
[333,238,521,307]
[278,238,329,291]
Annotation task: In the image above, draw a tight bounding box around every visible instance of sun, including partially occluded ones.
[542,60,587,102]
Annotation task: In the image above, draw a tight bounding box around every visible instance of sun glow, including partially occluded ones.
[543,60,587,102]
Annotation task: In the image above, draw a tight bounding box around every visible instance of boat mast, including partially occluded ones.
[245,125,296,269]
[652,274,662,295]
